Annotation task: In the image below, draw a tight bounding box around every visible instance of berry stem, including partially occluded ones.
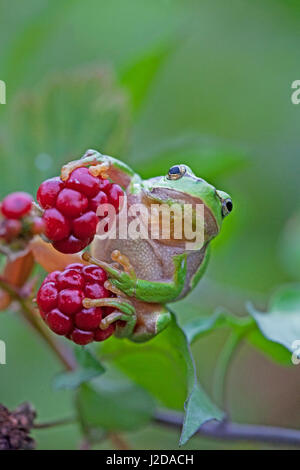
[0,277,76,371]
[32,201,44,217]
[33,416,75,429]
[212,331,242,408]
[109,432,131,450]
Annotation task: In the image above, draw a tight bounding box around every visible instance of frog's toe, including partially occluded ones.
[155,310,172,335]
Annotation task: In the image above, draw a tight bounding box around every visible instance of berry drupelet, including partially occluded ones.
[36,263,116,345]
[0,192,44,245]
[37,167,124,254]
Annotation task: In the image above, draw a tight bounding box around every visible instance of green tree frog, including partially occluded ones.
[62,149,233,342]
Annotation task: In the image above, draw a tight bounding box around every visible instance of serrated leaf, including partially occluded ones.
[76,367,155,431]
[53,347,105,390]
[247,284,300,363]
[99,312,224,445]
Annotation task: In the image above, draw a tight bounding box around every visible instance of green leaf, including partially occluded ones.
[279,212,300,279]
[247,284,300,363]
[99,312,224,445]
[2,0,80,93]
[184,305,292,365]
[76,367,155,432]
[181,384,223,446]
[120,40,174,112]
[53,347,105,390]
[183,308,253,345]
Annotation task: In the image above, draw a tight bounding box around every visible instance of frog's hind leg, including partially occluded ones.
[128,300,172,343]
[83,277,137,338]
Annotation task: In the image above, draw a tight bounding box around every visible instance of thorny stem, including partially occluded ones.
[33,417,76,429]
[0,277,76,371]
[155,410,300,447]
[0,277,130,449]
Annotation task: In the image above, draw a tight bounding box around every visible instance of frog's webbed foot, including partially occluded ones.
[82,250,137,297]
[110,250,136,279]
[61,149,139,189]
[83,284,136,338]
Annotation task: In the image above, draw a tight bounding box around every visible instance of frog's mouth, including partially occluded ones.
[140,187,219,247]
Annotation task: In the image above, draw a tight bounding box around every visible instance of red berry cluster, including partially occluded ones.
[0,192,44,243]
[37,263,116,345]
[37,167,124,254]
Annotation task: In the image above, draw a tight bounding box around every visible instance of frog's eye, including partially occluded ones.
[222,198,233,217]
[167,165,186,180]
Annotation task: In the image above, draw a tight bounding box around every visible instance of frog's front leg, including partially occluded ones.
[82,250,187,304]
[61,149,140,190]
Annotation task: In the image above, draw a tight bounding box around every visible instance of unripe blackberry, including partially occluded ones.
[1,192,32,219]
[0,219,22,242]
[37,166,124,254]
[0,192,44,247]
[37,263,116,344]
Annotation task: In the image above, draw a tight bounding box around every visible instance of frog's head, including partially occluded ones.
[142,164,232,244]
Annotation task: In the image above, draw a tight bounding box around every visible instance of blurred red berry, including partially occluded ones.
[31,217,45,235]
[1,192,32,219]
[0,219,22,242]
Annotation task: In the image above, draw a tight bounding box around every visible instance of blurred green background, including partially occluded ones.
[0,0,299,449]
